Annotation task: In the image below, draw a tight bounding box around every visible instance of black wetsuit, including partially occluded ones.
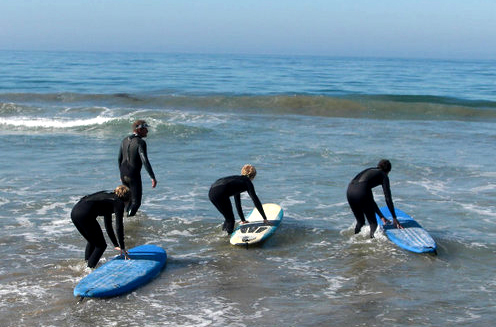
[208,175,268,234]
[71,191,126,268]
[346,167,396,238]
[118,134,156,216]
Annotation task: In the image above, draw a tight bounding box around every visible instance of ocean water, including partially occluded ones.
[0,51,495,327]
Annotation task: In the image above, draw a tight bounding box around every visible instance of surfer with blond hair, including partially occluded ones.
[71,185,131,268]
[208,164,269,234]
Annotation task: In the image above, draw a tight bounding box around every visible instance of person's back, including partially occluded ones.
[119,135,147,176]
[210,175,252,196]
[118,120,157,216]
[350,167,387,190]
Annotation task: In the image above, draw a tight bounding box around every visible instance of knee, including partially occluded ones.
[95,242,107,251]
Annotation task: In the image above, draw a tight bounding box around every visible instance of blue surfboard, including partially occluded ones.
[230,203,283,246]
[376,206,437,254]
[74,244,167,298]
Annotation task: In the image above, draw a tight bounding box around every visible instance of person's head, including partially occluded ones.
[133,120,149,137]
[114,185,131,202]
[241,164,257,180]
[377,159,392,173]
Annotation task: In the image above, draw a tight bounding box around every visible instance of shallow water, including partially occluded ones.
[0,52,495,326]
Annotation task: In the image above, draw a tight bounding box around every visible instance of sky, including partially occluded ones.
[0,0,495,59]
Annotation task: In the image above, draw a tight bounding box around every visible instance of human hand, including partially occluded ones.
[152,179,157,188]
[393,218,403,229]
[115,247,130,259]
[381,217,392,225]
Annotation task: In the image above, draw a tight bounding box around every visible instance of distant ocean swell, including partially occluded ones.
[1,92,496,124]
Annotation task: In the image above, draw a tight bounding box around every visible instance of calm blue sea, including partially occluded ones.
[0,51,495,327]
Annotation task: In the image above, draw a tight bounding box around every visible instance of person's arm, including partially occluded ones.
[114,205,125,250]
[118,141,123,169]
[113,202,130,258]
[373,201,390,224]
[234,193,245,222]
[382,176,402,228]
[246,182,268,222]
[104,214,119,248]
[138,141,157,187]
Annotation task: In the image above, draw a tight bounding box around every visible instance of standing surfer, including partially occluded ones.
[118,120,157,216]
[209,164,269,234]
[71,185,131,268]
[347,159,403,238]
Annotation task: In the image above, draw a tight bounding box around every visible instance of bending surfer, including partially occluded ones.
[209,164,269,234]
[118,120,157,216]
[346,159,403,238]
[71,185,131,268]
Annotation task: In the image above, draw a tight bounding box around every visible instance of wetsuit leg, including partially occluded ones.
[122,173,142,216]
[71,204,108,268]
[85,242,94,261]
[348,186,379,238]
[347,185,366,234]
[349,204,366,234]
[209,188,235,234]
[363,202,378,238]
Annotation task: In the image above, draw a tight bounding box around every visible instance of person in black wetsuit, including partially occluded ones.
[209,164,269,234]
[71,185,131,268]
[118,120,157,216]
[347,159,403,238]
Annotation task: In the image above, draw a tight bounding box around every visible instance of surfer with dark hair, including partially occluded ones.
[346,159,403,238]
[209,164,269,234]
[118,119,157,216]
[71,185,131,268]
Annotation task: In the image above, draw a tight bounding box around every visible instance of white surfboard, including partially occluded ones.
[230,203,283,246]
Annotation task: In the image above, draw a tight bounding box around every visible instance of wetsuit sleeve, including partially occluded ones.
[234,193,245,222]
[104,214,119,248]
[138,141,156,180]
[373,201,385,218]
[118,141,123,168]
[114,201,126,249]
[246,181,268,220]
[382,175,397,219]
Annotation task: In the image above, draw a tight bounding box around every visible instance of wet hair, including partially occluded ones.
[377,159,392,173]
[114,185,131,202]
[241,164,257,179]
[132,120,149,131]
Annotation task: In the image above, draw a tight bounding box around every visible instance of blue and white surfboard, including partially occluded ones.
[74,244,167,298]
[230,203,283,246]
[376,207,437,254]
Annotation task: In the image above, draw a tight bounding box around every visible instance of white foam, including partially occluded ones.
[279,197,306,210]
[168,229,193,237]
[35,201,67,215]
[461,202,496,219]
[0,197,10,207]
[167,110,229,126]
[407,178,451,198]
[0,115,114,129]
[0,282,48,307]
[470,183,496,192]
